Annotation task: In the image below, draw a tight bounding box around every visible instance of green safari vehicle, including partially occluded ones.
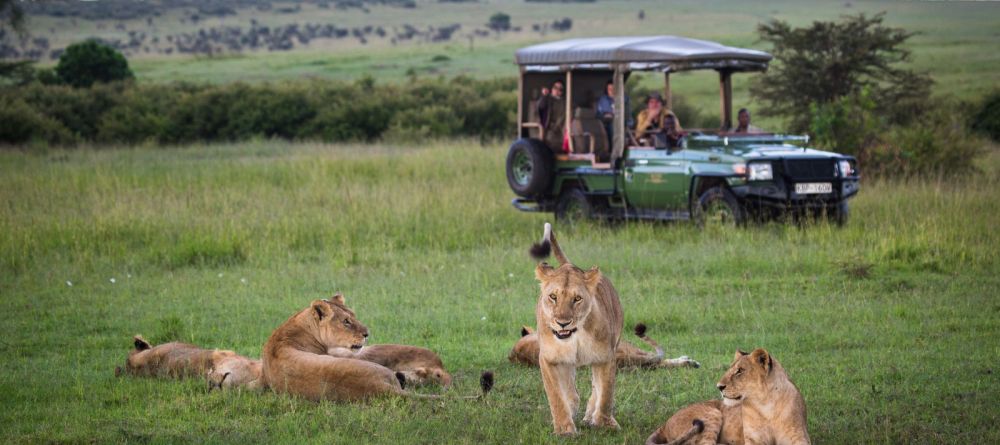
[505,36,860,225]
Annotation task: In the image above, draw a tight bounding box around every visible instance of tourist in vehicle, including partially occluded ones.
[596,81,631,147]
[538,81,566,151]
[733,108,762,133]
[536,86,551,125]
[661,113,685,149]
[635,92,682,145]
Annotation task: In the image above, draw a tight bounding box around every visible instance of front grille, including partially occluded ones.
[783,159,836,180]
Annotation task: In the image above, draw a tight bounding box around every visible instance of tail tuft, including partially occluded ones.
[529,239,551,260]
[692,419,704,433]
[133,335,151,351]
[395,372,407,390]
[634,323,648,337]
[480,371,495,395]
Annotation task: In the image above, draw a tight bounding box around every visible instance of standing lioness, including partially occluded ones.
[530,223,624,435]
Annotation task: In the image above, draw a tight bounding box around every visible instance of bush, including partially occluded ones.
[0,97,75,145]
[810,91,985,177]
[0,76,517,147]
[970,90,1000,142]
[55,40,134,88]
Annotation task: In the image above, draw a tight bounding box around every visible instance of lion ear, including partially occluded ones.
[521,326,534,337]
[583,266,602,292]
[535,262,555,281]
[330,292,345,305]
[750,348,772,373]
[311,300,332,321]
[734,349,749,362]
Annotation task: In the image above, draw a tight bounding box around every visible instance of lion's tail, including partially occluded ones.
[529,222,570,265]
[402,371,494,400]
[633,323,665,362]
[645,419,704,445]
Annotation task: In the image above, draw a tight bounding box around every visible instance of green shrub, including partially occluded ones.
[810,91,985,177]
[0,97,75,145]
[55,40,134,88]
[970,90,1000,142]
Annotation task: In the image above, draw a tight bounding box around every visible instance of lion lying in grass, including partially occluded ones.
[509,323,700,370]
[645,348,810,445]
[328,344,453,388]
[114,335,256,385]
[207,354,264,391]
[262,294,491,402]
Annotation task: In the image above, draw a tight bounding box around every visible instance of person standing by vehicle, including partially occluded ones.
[538,81,566,152]
[596,81,632,148]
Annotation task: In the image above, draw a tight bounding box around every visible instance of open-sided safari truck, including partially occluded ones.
[506,36,860,225]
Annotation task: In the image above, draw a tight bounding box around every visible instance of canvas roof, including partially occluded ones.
[515,36,772,72]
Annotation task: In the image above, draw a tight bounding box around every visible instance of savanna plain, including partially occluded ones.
[4,0,1000,443]
[1,142,998,444]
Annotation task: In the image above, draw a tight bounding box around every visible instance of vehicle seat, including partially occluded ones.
[571,107,609,160]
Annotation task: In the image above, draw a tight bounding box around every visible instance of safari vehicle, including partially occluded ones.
[505,36,860,225]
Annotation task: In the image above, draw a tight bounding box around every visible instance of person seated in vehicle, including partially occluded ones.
[596,81,632,148]
[658,113,686,149]
[535,86,550,126]
[537,80,566,152]
[732,108,763,133]
[635,92,683,147]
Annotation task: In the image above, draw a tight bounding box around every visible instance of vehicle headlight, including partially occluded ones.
[838,160,854,177]
[747,162,773,181]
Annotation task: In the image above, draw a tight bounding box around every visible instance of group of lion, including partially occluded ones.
[115,222,810,444]
[522,223,811,444]
[116,292,492,401]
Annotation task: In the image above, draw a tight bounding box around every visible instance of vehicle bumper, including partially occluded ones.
[731,178,860,209]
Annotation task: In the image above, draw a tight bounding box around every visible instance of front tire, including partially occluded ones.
[693,186,746,228]
[828,201,849,226]
[555,188,595,224]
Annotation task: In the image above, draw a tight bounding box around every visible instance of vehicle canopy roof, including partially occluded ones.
[515,35,772,73]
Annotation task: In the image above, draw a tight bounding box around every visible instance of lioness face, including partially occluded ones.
[717,348,772,406]
[536,263,602,340]
[310,296,370,352]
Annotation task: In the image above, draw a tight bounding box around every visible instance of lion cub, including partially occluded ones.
[509,324,700,370]
[115,335,240,380]
[645,348,810,445]
[207,354,264,391]
[529,222,624,435]
[328,344,453,388]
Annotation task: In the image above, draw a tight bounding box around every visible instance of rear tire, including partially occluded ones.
[506,138,553,198]
[694,186,746,228]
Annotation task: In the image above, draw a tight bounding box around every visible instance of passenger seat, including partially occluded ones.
[570,107,609,161]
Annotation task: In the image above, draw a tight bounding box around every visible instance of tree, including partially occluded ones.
[751,13,932,132]
[55,40,134,88]
[487,12,511,33]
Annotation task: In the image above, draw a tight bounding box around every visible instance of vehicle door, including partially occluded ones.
[623,147,690,210]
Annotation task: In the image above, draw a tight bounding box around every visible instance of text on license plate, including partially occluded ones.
[795,182,832,194]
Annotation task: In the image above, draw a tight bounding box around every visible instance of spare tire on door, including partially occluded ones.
[506,138,554,198]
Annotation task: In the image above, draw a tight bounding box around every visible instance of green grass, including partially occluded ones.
[1,140,999,443]
[29,0,1000,101]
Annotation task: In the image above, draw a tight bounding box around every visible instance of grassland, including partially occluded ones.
[26,0,1000,109]
[1,141,998,444]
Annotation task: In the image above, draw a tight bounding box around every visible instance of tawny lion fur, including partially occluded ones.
[645,348,810,445]
[208,354,264,391]
[509,324,700,370]
[115,335,243,380]
[530,222,624,436]
[328,344,453,388]
[261,293,490,402]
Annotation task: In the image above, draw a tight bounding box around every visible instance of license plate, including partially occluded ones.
[795,182,832,194]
